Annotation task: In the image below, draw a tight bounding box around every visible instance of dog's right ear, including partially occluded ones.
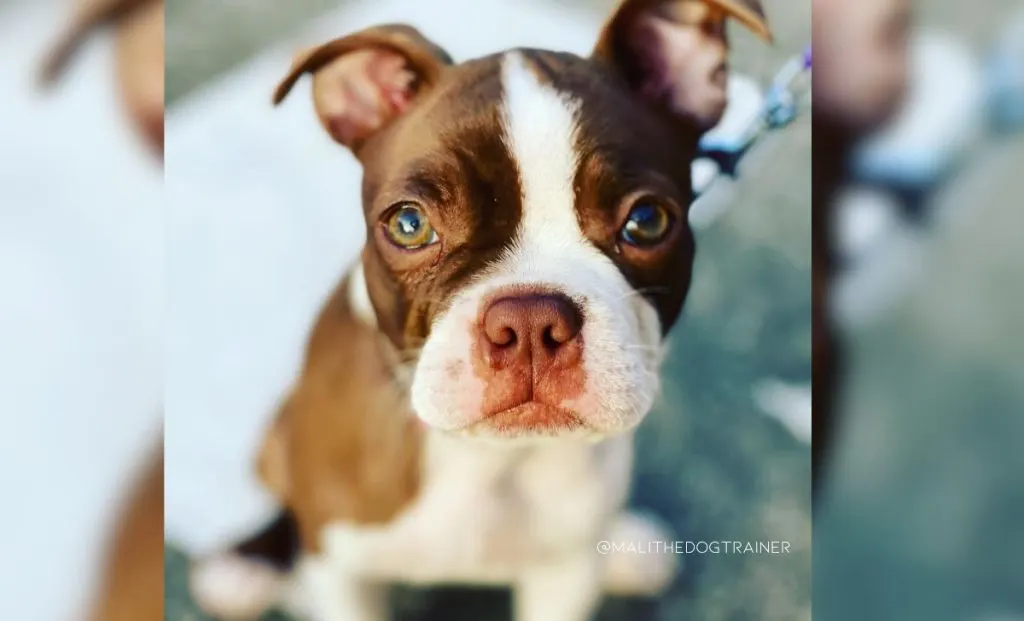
[272,24,453,153]
[592,0,772,132]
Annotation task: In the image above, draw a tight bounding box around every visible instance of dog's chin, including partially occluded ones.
[478,402,587,437]
[419,401,647,443]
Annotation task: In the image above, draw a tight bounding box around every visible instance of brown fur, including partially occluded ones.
[88,445,164,621]
[592,0,771,130]
[257,275,424,552]
[112,0,164,156]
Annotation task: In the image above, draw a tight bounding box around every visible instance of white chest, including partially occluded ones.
[316,431,635,586]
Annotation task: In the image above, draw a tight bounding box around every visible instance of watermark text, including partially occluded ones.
[596,540,792,555]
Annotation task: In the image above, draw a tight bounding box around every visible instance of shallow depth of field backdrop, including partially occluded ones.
[163,1,812,620]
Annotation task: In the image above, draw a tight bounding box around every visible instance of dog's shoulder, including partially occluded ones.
[257,267,424,552]
[89,443,163,621]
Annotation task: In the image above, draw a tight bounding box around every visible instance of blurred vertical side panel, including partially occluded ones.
[814,0,1024,619]
[0,0,163,619]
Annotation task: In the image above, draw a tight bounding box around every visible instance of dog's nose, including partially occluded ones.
[480,293,583,368]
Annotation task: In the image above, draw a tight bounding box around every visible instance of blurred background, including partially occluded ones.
[818,0,1024,620]
[0,0,162,619]
[163,0,810,620]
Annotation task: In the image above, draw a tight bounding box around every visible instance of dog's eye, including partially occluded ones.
[384,203,439,250]
[620,200,673,247]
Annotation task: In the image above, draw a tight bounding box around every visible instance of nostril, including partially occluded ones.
[541,325,560,351]
[494,327,517,348]
[546,298,583,346]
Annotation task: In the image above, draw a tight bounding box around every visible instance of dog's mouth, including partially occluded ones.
[468,402,587,436]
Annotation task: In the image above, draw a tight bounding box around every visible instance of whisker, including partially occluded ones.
[613,286,672,303]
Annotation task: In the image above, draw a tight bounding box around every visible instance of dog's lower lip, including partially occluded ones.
[478,402,584,433]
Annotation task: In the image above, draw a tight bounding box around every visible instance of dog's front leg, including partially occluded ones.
[514,548,602,621]
[293,555,386,621]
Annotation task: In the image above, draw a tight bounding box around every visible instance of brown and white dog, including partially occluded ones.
[191,1,772,619]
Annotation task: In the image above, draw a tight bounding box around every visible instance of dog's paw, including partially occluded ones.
[601,511,679,596]
[189,552,285,620]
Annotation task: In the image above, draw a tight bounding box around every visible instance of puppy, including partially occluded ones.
[190,1,772,619]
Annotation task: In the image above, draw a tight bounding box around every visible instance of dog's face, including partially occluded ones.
[275,0,771,441]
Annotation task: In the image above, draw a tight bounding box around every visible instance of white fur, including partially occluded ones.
[410,51,664,439]
[294,430,674,621]
[190,553,286,620]
[347,260,377,327]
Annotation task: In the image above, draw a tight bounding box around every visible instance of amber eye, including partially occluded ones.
[383,203,439,249]
[620,199,674,247]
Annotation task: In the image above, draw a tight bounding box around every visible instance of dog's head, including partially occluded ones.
[274,0,771,441]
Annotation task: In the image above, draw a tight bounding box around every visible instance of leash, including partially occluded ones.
[692,44,812,203]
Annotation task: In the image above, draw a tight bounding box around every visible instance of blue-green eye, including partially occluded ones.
[620,200,673,247]
[384,203,439,249]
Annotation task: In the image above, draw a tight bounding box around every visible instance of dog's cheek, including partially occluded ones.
[362,254,411,348]
[410,300,486,430]
[626,229,695,337]
[632,295,666,371]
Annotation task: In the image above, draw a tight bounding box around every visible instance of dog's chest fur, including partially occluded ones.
[317,430,634,585]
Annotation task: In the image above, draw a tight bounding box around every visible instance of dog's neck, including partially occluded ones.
[258,266,423,550]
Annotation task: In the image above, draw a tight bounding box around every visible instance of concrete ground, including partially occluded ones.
[164,1,811,620]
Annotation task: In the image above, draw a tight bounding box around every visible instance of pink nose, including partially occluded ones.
[479,293,583,370]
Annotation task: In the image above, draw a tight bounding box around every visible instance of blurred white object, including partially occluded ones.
[691,157,721,195]
[753,378,811,445]
[699,74,765,155]
[687,157,724,229]
[837,30,986,329]
[833,186,927,329]
[0,1,162,620]
[689,74,765,228]
[854,30,986,188]
[833,200,927,331]
[164,0,606,556]
[836,186,903,264]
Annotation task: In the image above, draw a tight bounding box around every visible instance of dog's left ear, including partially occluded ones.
[593,0,772,131]
[272,24,453,154]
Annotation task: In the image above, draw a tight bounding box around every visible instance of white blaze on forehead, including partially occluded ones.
[409,52,664,436]
[499,51,589,263]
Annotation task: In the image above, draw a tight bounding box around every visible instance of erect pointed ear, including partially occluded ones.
[593,0,772,132]
[272,24,453,154]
